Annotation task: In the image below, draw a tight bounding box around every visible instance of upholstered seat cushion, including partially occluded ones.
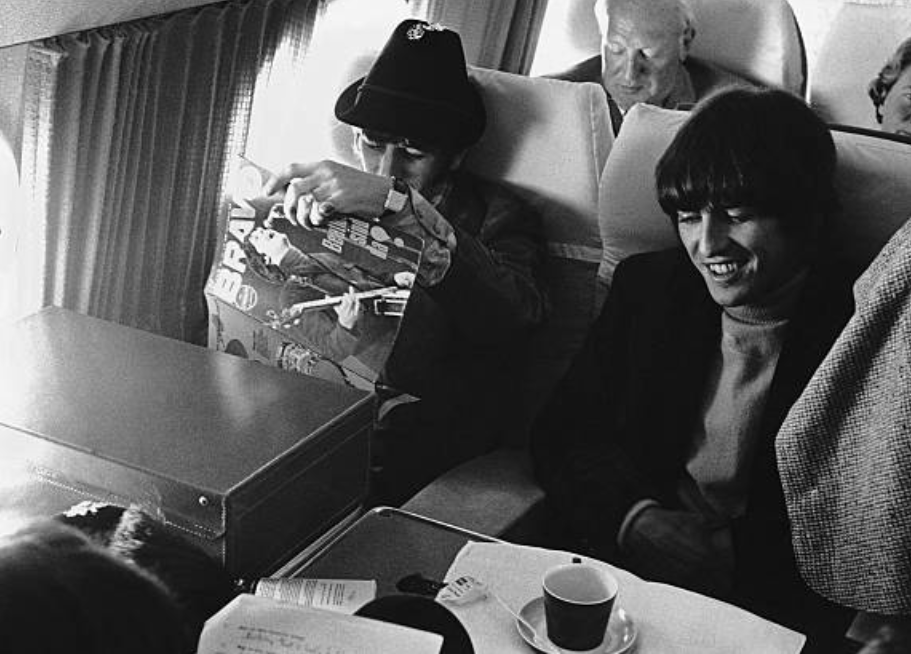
[688,0,806,95]
[466,67,611,265]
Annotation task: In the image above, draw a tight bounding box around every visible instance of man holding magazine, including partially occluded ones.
[264,19,546,506]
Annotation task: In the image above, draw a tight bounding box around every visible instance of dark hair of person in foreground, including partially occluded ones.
[656,85,838,248]
[0,519,185,654]
[57,502,238,652]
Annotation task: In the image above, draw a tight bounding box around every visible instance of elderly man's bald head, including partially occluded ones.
[594,0,695,36]
[595,0,696,111]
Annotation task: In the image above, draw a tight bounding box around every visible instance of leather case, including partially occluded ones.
[0,307,373,581]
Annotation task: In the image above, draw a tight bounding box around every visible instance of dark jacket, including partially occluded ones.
[374,170,546,504]
[531,248,855,640]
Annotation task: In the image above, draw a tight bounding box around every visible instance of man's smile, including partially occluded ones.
[703,259,746,283]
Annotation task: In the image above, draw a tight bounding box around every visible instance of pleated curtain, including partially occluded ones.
[18,0,322,343]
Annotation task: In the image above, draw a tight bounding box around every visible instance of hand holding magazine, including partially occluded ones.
[205,156,423,390]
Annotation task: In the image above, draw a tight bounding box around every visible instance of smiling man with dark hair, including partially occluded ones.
[532,88,856,650]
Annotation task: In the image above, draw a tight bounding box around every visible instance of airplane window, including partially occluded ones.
[529,0,600,77]
[244,0,410,172]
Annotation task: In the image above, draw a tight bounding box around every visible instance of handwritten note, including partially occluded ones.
[254,578,376,614]
[198,594,442,654]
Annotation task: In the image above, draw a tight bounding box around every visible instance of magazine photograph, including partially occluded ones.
[206,157,423,390]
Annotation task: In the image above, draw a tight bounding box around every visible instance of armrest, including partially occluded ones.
[401,447,547,542]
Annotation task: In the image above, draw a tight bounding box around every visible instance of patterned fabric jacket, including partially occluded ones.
[778,217,911,615]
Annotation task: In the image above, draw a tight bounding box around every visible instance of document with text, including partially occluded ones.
[198,594,442,654]
[253,578,376,614]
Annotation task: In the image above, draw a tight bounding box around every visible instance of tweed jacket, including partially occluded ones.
[778,217,911,616]
[531,248,855,632]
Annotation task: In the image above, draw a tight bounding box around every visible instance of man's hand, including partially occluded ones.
[262,161,390,226]
[621,506,735,599]
[334,286,361,331]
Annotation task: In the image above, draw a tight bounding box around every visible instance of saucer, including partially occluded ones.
[516,597,637,654]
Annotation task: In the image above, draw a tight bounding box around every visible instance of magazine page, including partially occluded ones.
[205,156,422,390]
[253,578,376,614]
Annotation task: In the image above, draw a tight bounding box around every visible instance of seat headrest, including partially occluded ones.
[810,0,911,128]
[465,67,611,263]
[687,0,806,94]
[597,104,681,283]
[598,103,911,283]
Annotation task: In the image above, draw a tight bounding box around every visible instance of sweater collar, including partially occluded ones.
[723,268,810,325]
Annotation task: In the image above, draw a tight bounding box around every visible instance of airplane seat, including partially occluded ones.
[401,69,612,537]
[810,0,911,129]
[686,0,807,96]
[463,67,612,446]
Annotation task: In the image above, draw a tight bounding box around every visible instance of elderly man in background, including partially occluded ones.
[551,0,743,133]
[869,36,911,138]
[264,19,546,506]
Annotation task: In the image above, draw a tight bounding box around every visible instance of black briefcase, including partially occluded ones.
[0,307,373,581]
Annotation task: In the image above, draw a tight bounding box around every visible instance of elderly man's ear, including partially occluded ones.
[680,23,696,61]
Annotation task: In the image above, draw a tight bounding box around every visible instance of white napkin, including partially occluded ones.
[440,542,805,654]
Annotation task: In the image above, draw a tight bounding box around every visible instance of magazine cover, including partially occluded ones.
[205,156,422,390]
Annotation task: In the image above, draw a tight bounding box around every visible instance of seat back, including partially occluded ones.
[597,103,911,285]
[810,0,911,128]
[465,68,612,444]
[687,0,807,95]
[465,68,610,266]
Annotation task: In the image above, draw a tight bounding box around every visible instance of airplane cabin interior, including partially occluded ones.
[0,1,910,653]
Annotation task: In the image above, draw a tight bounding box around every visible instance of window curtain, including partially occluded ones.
[18,0,322,343]
[410,0,549,74]
[0,131,23,324]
